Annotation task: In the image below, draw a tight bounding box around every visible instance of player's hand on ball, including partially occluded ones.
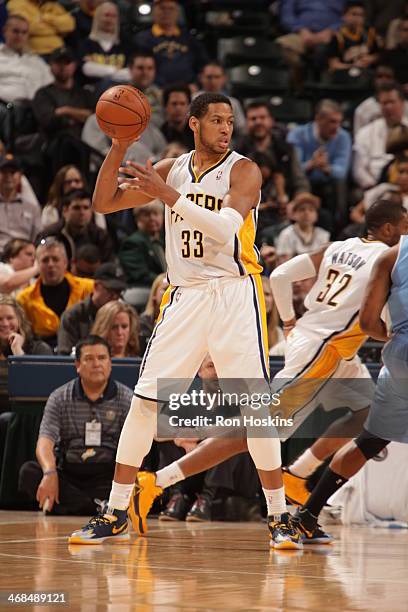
[118,159,165,198]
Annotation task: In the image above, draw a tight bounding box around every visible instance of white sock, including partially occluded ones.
[155,462,185,489]
[263,486,286,517]
[107,481,134,511]
[289,448,323,478]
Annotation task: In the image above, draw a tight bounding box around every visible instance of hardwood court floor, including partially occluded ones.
[0,512,407,611]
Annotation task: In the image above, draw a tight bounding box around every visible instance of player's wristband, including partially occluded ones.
[43,469,57,476]
[172,195,243,244]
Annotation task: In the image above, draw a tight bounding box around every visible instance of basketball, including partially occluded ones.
[95,85,151,141]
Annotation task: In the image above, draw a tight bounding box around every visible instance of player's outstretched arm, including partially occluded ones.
[270,247,327,333]
[92,139,174,214]
[119,158,261,244]
[359,246,398,341]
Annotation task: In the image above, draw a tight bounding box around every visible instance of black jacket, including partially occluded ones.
[57,295,97,355]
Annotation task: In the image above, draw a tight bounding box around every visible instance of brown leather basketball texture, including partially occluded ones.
[96,85,151,140]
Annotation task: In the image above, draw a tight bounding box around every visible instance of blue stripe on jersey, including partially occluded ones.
[249,275,270,383]
[233,235,245,276]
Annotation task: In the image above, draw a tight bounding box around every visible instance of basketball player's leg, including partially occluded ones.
[295,429,390,542]
[295,365,394,542]
[285,357,373,501]
[69,286,209,543]
[209,275,302,548]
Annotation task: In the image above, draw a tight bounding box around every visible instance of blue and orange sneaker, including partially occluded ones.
[128,472,163,535]
[268,512,303,550]
[68,508,129,545]
[294,508,333,545]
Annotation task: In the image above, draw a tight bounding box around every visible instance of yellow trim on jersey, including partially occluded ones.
[156,285,173,325]
[276,320,366,420]
[238,210,263,275]
[252,273,270,375]
[189,150,231,183]
[359,238,384,244]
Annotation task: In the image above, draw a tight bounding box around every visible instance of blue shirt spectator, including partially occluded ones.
[280,0,345,33]
[133,0,208,87]
[288,100,351,184]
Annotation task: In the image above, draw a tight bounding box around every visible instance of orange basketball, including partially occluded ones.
[95,85,151,140]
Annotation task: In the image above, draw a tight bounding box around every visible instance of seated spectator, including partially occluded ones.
[277,0,344,76]
[133,0,208,87]
[370,0,407,43]
[275,193,330,260]
[66,0,104,53]
[0,15,52,103]
[71,244,102,278]
[78,2,128,88]
[195,62,245,136]
[383,17,408,93]
[119,201,166,287]
[0,156,41,257]
[354,83,408,189]
[353,64,397,136]
[17,238,94,345]
[0,296,52,409]
[38,189,113,264]
[58,262,126,355]
[250,151,289,237]
[41,164,106,231]
[139,272,168,353]
[237,102,309,199]
[91,301,140,357]
[18,335,132,515]
[288,99,352,229]
[0,238,37,295]
[160,84,194,150]
[327,2,379,73]
[32,47,94,174]
[8,0,75,56]
[365,156,408,210]
[128,52,164,127]
[82,111,167,165]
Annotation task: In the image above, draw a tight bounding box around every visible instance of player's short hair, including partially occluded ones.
[190,92,232,119]
[61,189,92,208]
[75,335,112,360]
[365,199,405,231]
[163,83,191,107]
[376,82,405,100]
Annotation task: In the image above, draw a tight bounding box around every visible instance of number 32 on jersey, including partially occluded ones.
[316,268,352,307]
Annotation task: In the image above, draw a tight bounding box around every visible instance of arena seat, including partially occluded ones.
[227,65,290,98]
[218,36,287,68]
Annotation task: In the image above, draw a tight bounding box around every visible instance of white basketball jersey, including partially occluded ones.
[297,237,389,340]
[165,150,262,286]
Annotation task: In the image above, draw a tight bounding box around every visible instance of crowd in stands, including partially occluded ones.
[0,0,406,521]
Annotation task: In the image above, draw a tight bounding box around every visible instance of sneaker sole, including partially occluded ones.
[270,540,303,550]
[158,514,183,522]
[303,537,333,545]
[67,533,130,545]
[185,516,208,522]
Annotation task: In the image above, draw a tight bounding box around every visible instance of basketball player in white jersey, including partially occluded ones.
[129,199,407,543]
[69,92,302,548]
